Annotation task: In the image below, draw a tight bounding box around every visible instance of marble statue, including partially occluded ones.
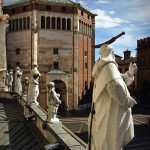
[7,69,13,92]
[14,67,22,95]
[47,82,61,123]
[87,44,137,150]
[5,70,9,91]
[0,0,9,91]
[22,77,29,96]
[27,64,41,106]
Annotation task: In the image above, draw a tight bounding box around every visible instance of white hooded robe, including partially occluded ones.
[87,59,134,150]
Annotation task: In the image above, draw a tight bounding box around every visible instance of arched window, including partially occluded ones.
[89,25,91,36]
[81,22,83,33]
[41,16,45,29]
[54,61,58,69]
[86,24,89,35]
[62,18,66,30]
[52,17,56,29]
[46,5,51,11]
[67,18,71,30]
[23,6,27,12]
[90,26,92,36]
[61,7,67,12]
[86,25,88,35]
[23,17,26,29]
[57,17,61,29]
[79,21,81,32]
[53,48,58,54]
[27,17,30,29]
[85,24,87,35]
[12,8,15,14]
[46,17,50,29]
[16,19,18,30]
[83,23,85,34]
[19,18,22,30]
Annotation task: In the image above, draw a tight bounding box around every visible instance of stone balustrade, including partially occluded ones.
[0,91,87,150]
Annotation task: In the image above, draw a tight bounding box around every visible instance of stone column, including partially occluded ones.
[31,9,38,65]
[0,0,9,91]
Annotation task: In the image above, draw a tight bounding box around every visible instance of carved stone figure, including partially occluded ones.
[47,82,61,123]
[22,77,29,96]
[27,64,41,106]
[7,69,13,92]
[87,44,137,150]
[0,0,9,91]
[5,70,9,91]
[14,67,22,95]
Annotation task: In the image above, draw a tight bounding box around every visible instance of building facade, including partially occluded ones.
[137,37,150,103]
[116,50,137,97]
[4,0,96,110]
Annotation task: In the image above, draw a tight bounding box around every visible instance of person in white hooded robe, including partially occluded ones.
[87,44,138,150]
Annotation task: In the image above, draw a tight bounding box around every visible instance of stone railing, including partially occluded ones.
[4,92,87,150]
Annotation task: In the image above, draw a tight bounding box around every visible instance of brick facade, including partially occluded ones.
[137,37,150,103]
[4,0,96,110]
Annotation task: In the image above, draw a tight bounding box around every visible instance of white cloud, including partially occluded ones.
[111,0,150,21]
[96,0,111,4]
[113,34,134,47]
[77,0,86,5]
[129,6,150,21]
[94,9,128,28]
[109,10,115,15]
[72,0,87,6]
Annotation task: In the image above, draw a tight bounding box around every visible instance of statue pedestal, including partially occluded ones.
[50,118,59,123]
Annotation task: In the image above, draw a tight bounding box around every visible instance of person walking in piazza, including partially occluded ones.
[27,64,41,106]
[87,44,138,150]
[47,82,61,123]
[14,67,23,95]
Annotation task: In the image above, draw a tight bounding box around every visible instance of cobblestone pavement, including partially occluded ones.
[60,104,150,150]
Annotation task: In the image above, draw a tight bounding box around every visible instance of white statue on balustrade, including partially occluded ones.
[47,82,61,123]
[87,44,138,150]
[22,77,29,96]
[5,70,9,91]
[14,67,22,95]
[27,64,41,106]
[7,69,13,92]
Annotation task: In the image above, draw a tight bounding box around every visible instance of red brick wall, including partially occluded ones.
[137,37,150,100]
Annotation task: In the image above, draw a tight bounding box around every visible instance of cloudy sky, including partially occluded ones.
[72,0,150,60]
[4,0,150,60]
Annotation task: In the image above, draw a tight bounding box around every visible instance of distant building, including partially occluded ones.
[116,49,137,74]
[114,54,122,62]
[137,37,150,103]
[116,50,137,96]
[4,0,96,110]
